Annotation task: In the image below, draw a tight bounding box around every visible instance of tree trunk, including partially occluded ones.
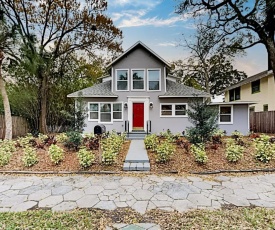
[0,51,12,140]
[39,72,48,134]
[266,39,275,77]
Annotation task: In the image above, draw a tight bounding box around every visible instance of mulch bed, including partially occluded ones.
[1,136,275,174]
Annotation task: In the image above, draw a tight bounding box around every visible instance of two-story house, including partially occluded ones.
[68,41,252,135]
[221,70,274,112]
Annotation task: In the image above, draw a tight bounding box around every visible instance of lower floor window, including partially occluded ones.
[88,102,122,122]
[160,103,187,117]
[219,106,233,123]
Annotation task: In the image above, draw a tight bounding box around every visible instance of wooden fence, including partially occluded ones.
[250,111,275,133]
[0,115,29,139]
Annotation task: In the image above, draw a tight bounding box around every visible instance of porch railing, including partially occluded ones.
[125,120,129,138]
[146,120,151,135]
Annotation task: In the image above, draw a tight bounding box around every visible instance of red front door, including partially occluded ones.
[133,103,144,130]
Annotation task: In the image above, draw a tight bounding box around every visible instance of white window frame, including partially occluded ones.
[147,68,161,91]
[219,105,233,124]
[160,103,188,117]
[116,69,129,91]
[131,69,145,91]
[87,102,123,123]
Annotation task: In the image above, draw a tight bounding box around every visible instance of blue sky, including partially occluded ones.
[107,0,268,76]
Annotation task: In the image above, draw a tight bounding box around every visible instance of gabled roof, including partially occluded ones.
[67,81,117,98]
[159,80,210,98]
[106,41,171,69]
[220,70,273,93]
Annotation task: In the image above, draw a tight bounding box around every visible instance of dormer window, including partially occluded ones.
[116,69,129,91]
[148,69,161,91]
[132,69,145,90]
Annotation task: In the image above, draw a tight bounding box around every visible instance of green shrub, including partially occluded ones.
[56,133,68,143]
[64,131,83,150]
[22,146,38,167]
[18,133,35,147]
[102,149,117,165]
[155,141,175,163]
[0,140,16,153]
[226,139,244,162]
[49,144,64,164]
[191,144,208,164]
[254,134,275,163]
[0,149,12,166]
[77,148,95,168]
[144,134,158,151]
[38,133,48,142]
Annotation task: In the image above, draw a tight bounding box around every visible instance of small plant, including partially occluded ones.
[56,133,68,143]
[144,134,158,151]
[77,148,95,168]
[102,149,117,165]
[155,141,175,163]
[191,144,208,164]
[38,133,48,142]
[226,139,244,162]
[22,146,38,167]
[17,133,36,147]
[0,140,16,153]
[254,134,275,163]
[49,144,64,164]
[231,130,245,146]
[44,135,57,146]
[211,129,225,144]
[64,131,83,150]
[0,149,12,166]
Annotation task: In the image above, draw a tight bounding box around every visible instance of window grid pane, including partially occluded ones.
[148,70,160,90]
[117,70,128,90]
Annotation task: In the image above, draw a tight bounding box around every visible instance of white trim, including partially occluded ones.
[87,102,123,123]
[115,69,129,91]
[127,97,150,132]
[131,69,146,91]
[247,105,250,134]
[160,103,188,118]
[111,67,114,92]
[164,66,166,92]
[147,68,161,91]
[219,105,233,124]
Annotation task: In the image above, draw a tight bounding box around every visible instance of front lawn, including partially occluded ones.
[0,207,274,229]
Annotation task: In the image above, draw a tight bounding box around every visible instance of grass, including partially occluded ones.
[0,207,274,229]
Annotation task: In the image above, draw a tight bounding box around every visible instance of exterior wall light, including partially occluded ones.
[150,102,153,108]
[124,102,128,109]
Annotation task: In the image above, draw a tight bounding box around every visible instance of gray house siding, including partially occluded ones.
[218,104,249,135]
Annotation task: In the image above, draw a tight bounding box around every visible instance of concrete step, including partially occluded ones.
[126,132,148,140]
[123,162,150,171]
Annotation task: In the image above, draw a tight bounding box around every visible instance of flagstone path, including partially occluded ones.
[0,173,275,214]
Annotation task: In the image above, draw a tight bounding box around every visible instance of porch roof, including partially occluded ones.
[159,80,210,98]
[67,80,118,98]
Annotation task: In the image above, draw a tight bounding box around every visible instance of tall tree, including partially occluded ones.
[1,0,122,133]
[177,0,275,76]
[0,16,17,139]
[171,25,247,94]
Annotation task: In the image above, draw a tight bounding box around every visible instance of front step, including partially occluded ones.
[126,132,148,140]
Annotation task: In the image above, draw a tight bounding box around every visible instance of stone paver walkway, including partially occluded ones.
[0,174,275,213]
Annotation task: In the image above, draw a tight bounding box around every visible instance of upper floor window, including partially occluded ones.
[116,69,128,91]
[229,87,240,101]
[251,79,260,94]
[148,69,160,91]
[263,104,268,112]
[132,70,145,90]
[219,105,233,124]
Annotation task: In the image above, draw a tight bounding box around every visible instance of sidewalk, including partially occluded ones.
[0,174,275,213]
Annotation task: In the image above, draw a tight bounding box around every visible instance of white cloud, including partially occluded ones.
[118,15,186,28]
[109,0,161,8]
[157,42,177,47]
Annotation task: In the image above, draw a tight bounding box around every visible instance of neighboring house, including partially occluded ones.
[68,41,251,135]
[221,70,274,112]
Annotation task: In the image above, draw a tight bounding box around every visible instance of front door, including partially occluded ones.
[133,103,144,130]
